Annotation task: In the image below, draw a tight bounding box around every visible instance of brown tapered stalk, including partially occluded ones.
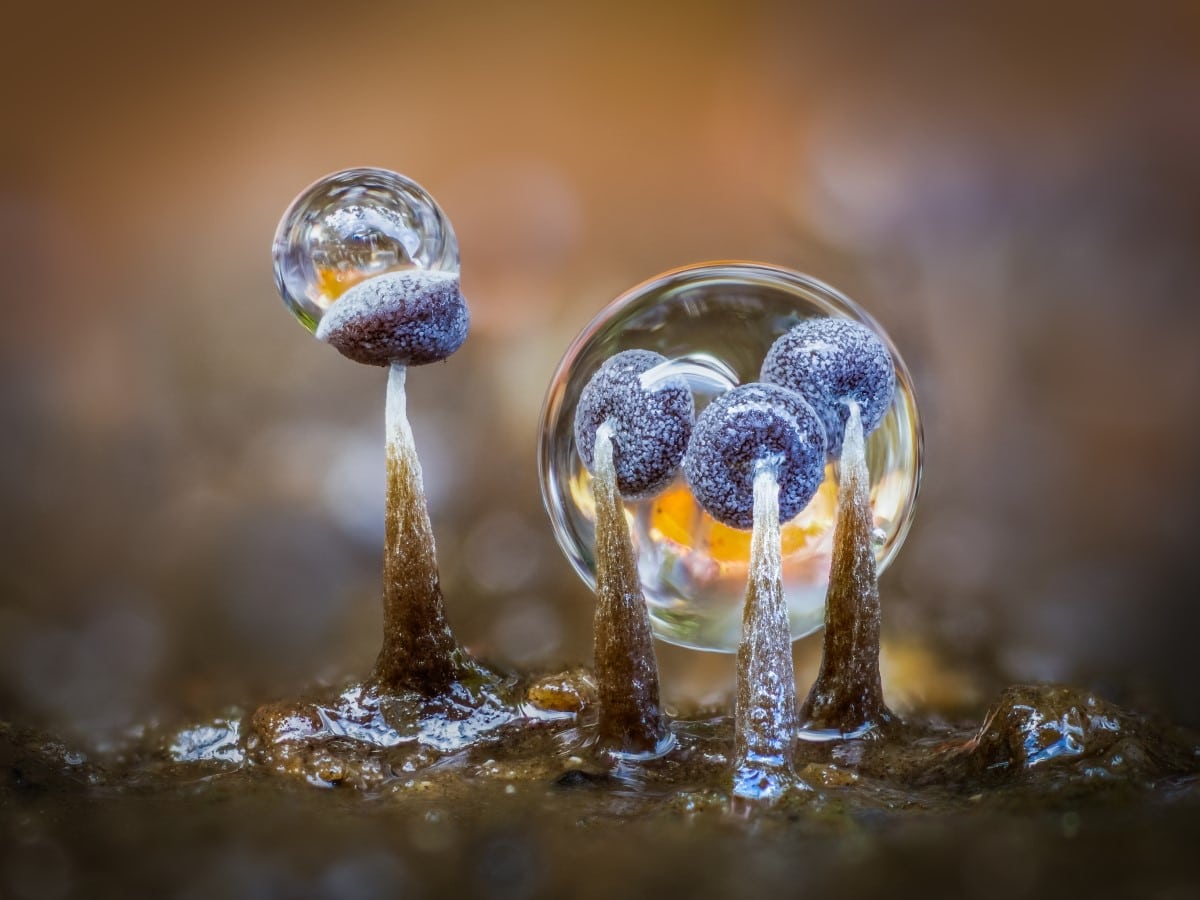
[372,362,472,694]
[733,465,802,799]
[591,425,668,755]
[799,403,897,736]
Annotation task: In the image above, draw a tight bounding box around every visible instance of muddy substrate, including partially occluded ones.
[2,683,1198,900]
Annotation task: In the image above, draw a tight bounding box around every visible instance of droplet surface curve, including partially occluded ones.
[538,262,922,652]
[273,168,459,333]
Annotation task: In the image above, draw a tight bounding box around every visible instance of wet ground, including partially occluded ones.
[3,679,1197,899]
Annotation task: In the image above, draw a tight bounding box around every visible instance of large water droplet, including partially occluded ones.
[538,262,922,652]
[272,168,459,333]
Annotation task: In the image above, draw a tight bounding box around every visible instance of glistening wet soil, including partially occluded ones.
[3,679,1197,900]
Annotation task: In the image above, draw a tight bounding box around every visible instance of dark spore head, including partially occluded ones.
[760,317,895,455]
[574,350,695,500]
[315,269,469,367]
[683,382,826,530]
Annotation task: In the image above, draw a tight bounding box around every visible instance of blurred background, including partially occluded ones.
[1,0,1198,747]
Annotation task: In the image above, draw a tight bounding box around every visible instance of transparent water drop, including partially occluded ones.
[272,167,459,333]
[538,262,922,652]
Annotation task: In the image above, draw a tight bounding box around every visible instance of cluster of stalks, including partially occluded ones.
[589,406,895,797]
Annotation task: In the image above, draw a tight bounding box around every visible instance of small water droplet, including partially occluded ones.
[273,168,459,333]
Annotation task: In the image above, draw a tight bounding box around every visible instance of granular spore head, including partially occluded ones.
[683,382,826,530]
[574,350,694,500]
[315,270,469,367]
[760,318,895,455]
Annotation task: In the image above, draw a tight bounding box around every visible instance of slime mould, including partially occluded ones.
[760,318,900,738]
[9,180,1200,843]
[316,270,469,368]
[257,168,516,754]
[575,349,692,755]
[372,363,477,694]
[683,383,826,531]
[574,349,694,500]
[798,404,897,737]
[761,316,896,456]
[730,467,805,799]
[682,381,828,797]
[254,179,1191,811]
[590,429,670,755]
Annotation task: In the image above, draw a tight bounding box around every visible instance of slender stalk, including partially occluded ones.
[733,465,802,799]
[372,362,470,694]
[592,424,668,755]
[799,403,897,736]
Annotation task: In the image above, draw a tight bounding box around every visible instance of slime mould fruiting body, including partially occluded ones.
[574,349,694,500]
[730,466,805,798]
[683,382,826,530]
[760,317,901,739]
[798,403,897,737]
[373,362,477,694]
[257,168,517,754]
[682,382,828,797]
[761,317,896,456]
[313,265,478,695]
[316,269,469,368]
[574,349,693,755]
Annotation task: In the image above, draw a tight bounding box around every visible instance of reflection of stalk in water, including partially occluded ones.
[591,423,668,755]
[800,403,897,737]
[733,464,807,799]
[373,362,474,695]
